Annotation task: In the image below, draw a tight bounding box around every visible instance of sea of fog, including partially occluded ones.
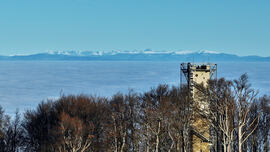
[0,61,269,115]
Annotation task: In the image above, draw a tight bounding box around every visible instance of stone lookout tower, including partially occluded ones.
[180,63,217,152]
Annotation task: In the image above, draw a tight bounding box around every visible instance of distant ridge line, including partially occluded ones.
[0,51,269,62]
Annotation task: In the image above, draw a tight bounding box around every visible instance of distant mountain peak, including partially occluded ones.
[198,50,220,54]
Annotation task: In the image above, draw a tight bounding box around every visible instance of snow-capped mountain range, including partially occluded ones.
[1,50,269,62]
[46,50,220,56]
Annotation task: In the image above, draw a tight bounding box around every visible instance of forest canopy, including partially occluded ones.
[0,74,269,152]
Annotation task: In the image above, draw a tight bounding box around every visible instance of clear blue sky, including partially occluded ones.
[0,0,269,56]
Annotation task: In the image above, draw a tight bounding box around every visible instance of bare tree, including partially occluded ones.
[22,101,57,152]
[178,86,193,152]
[109,91,140,152]
[233,74,259,152]
[3,110,23,152]
[0,106,10,152]
[109,94,128,152]
[208,79,237,152]
[247,100,260,152]
[140,85,174,152]
[55,112,94,152]
[258,95,270,152]
[165,86,184,152]
[215,97,236,152]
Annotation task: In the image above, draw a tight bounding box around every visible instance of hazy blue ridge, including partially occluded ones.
[1,51,270,62]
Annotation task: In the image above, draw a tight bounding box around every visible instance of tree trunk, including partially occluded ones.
[168,126,175,152]
[231,140,234,152]
[120,131,126,152]
[155,121,161,152]
[113,117,118,152]
[223,134,226,152]
[176,141,181,152]
[146,125,150,152]
[238,125,242,152]
[183,124,190,152]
